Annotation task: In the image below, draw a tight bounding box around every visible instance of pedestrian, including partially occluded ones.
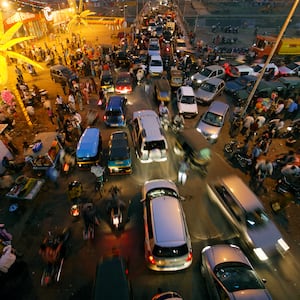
[285,99,298,120]
[75,89,83,111]
[178,156,189,185]
[82,86,89,105]
[246,118,259,142]
[47,107,55,125]
[15,65,23,81]
[251,158,273,193]
[251,143,262,176]
[240,114,254,136]
[55,94,64,110]
[68,91,76,111]
[46,166,60,188]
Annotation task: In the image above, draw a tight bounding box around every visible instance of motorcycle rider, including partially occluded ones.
[173,113,185,131]
[82,202,99,236]
[159,101,169,118]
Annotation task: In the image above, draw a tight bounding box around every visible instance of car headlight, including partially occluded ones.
[254,248,269,261]
[210,134,218,139]
[277,238,290,252]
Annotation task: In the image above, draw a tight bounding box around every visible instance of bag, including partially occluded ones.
[32,142,43,153]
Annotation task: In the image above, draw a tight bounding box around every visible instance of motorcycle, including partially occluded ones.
[91,165,106,198]
[82,202,99,240]
[223,140,252,171]
[40,228,70,287]
[136,68,145,86]
[60,147,76,175]
[67,181,83,217]
[107,186,126,231]
[276,175,300,203]
[160,113,170,131]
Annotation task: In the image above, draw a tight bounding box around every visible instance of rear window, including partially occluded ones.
[105,110,122,116]
[144,140,166,151]
[153,244,188,257]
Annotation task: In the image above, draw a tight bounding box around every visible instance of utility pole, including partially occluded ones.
[243,0,300,116]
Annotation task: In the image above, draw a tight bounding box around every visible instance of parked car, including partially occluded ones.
[251,63,279,79]
[196,100,229,143]
[191,65,225,85]
[104,95,127,127]
[115,72,133,94]
[278,62,300,76]
[194,77,225,105]
[206,175,290,261]
[107,131,132,175]
[176,86,198,118]
[201,244,272,300]
[225,75,257,95]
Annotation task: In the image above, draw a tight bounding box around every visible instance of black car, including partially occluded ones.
[225,75,257,95]
[115,51,131,70]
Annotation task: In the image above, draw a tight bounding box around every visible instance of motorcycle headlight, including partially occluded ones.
[210,134,218,139]
[254,248,269,261]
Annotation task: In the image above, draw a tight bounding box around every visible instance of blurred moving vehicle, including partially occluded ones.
[141,179,193,271]
[196,101,229,143]
[176,86,198,118]
[201,244,272,300]
[206,175,290,261]
[50,65,79,86]
[93,255,132,300]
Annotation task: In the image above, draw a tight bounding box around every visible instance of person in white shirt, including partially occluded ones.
[0,245,16,273]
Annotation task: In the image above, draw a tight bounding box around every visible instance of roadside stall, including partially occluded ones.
[24,132,63,174]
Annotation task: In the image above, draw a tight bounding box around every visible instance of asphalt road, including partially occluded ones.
[1,13,300,300]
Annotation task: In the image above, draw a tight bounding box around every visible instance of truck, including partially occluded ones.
[251,35,300,58]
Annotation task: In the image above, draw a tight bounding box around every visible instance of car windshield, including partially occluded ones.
[214,262,265,293]
[144,140,166,151]
[151,60,162,66]
[253,65,263,72]
[286,62,298,70]
[200,82,216,93]
[177,41,186,48]
[203,112,223,127]
[245,208,269,228]
[200,68,212,77]
[149,44,159,51]
[117,77,131,84]
[181,95,195,104]
[153,244,188,258]
[109,147,129,160]
[146,187,179,200]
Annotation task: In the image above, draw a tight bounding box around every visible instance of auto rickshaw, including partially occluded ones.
[170,69,184,89]
[174,128,212,176]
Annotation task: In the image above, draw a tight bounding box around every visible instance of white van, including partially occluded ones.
[131,110,168,163]
[142,179,193,271]
[176,86,198,118]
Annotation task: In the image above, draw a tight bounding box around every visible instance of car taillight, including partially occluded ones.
[148,254,156,265]
[186,252,192,262]
[103,115,107,120]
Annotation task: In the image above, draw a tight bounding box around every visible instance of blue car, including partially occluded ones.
[107,131,132,175]
[225,75,257,95]
[104,96,127,127]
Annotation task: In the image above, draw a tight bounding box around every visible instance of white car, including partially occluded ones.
[176,86,198,118]
[251,63,279,78]
[148,38,161,57]
[191,65,225,85]
[175,38,188,54]
[278,61,300,76]
[148,55,164,77]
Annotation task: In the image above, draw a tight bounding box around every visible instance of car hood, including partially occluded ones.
[278,66,294,75]
[177,102,198,114]
[191,72,207,83]
[232,289,271,300]
[247,220,283,254]
[194,88,215,102]
[225,80,243,93]
[197,119,221,136]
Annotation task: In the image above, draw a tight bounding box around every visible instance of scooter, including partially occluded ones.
[107,186,125,231]
[40,228,70,287]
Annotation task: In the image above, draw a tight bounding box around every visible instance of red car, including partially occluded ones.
[115,72,133,94]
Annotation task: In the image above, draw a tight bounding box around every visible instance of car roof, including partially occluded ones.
[206,65,225,71]
[221,175,264,211]
[207,101,229,115]
[180,85,194,95]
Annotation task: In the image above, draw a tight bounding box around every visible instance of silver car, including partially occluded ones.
[206,175,290,261]
[194,77,225,105]
[196,100,229,143]
[191,65,225,85]
[201,244,273,300]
